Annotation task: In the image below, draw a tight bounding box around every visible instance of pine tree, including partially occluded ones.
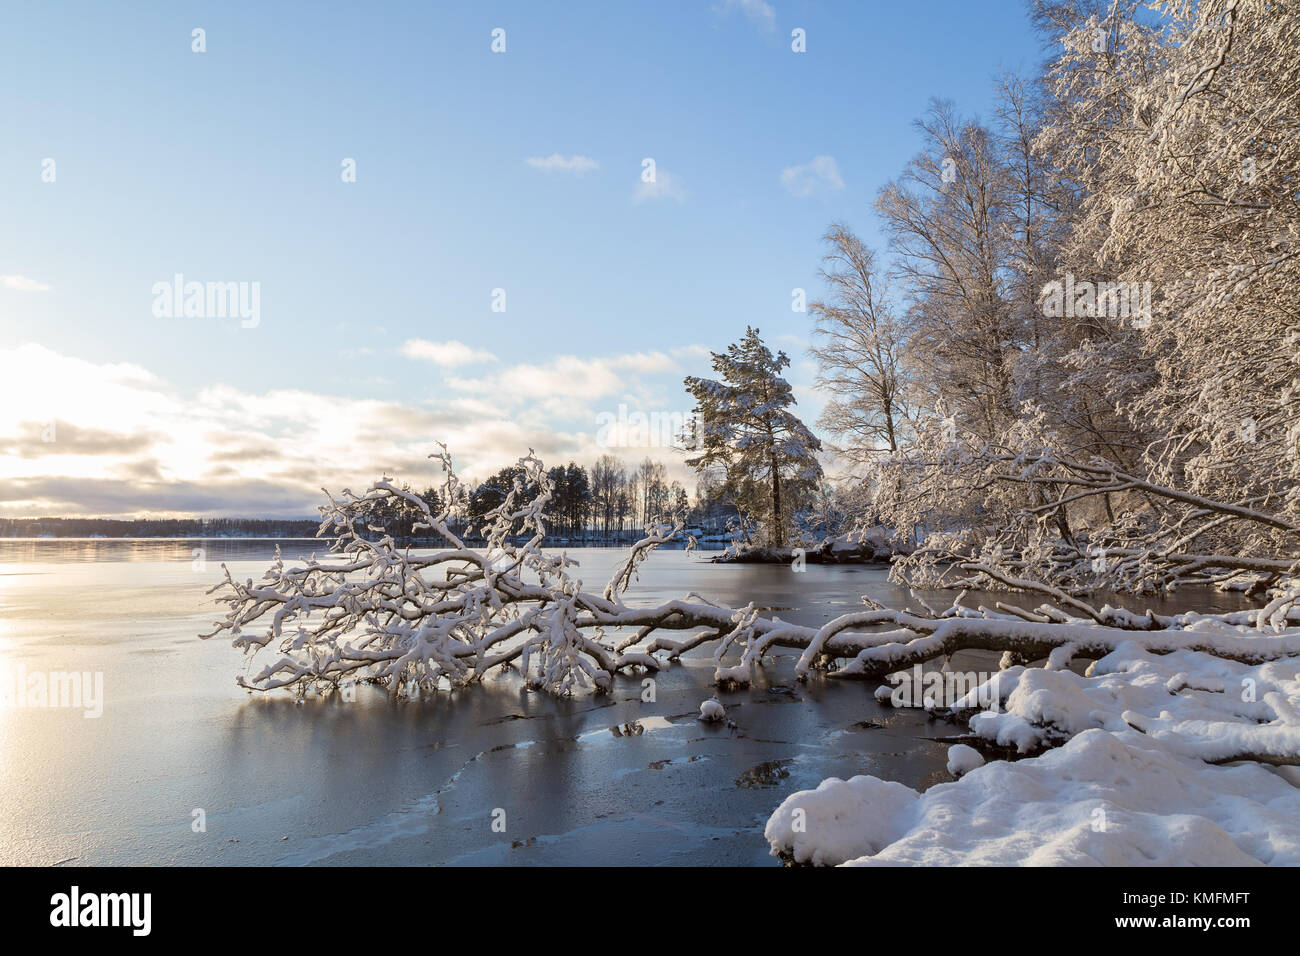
[684,327,823,547]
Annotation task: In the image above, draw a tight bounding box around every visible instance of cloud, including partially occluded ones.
[781,156,845,197]
[0,474,321,519]
[447,351,679,411]
[0,422,157,457]
[0,344,698,517]
[632,169,687,205]
[525,153,600,175]
[671,344,713,362]
[715,0,776,31]
[400,339,498,366]
[1,274,52,292]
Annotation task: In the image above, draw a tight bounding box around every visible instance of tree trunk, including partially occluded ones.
[771,455,783,548]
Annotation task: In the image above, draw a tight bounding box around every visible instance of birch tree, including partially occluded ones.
[808,223,914,464]
[876,101,1021,442]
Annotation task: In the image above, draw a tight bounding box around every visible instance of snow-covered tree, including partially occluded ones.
[1031,0,1300,573]
[808,223,914,464]
[875,101,1022,442]
[801,0,1298,596]
[684,327,823,547]
[203,445,1300,714]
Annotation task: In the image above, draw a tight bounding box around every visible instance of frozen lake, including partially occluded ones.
[0,539,1253,866]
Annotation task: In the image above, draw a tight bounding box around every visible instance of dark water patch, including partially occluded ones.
[735,760,793,789]
[750,694,806,705]
[648,755,705,771]
[733,737,799,745]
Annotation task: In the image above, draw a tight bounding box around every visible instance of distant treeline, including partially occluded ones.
[0,517,322,539]
[0,515,716,545]
[2,454,747,542]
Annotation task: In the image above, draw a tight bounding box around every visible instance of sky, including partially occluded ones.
[0,0,1047,518]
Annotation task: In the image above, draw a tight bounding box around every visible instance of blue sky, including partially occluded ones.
[0,0,1046,517]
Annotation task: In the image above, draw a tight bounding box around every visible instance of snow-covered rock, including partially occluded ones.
[961,640,1300,761]
[699,697,726,722]
[945,744,985,776]
[764,774,919,866]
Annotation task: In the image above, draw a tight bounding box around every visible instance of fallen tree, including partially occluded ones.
[202,448,1300,749]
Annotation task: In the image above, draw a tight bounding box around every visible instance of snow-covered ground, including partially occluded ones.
[766,601,1300,865]
[766,729,1300,865]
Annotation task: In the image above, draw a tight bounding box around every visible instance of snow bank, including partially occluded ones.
[963,641,1300,760]
[709,529,899,565]
[768,729,1300,865]
[770,630,1300,865]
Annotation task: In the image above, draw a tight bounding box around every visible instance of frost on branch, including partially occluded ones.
[199,448,1300,866]
[201,449,1300,775]
[869,406,1300,597]
[203,447,667,696]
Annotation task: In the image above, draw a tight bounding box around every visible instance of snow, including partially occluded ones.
[764,774,919,866]
[957,639,1300,761]
[769,616,1300,865]
[699,697,726,722]
[206,438,1300,867]
[945,744,985,776]
[768,729,1300,866]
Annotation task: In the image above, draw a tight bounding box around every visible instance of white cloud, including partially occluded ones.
[525,153,599,175]
[716,0,776,32]
[608,351,680,374]
[447,351,678,411]
[1,274,52,292]
[781,155,845,197]
[671,344,713,362]
[400,339,498,366]
[632,169,687,205]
